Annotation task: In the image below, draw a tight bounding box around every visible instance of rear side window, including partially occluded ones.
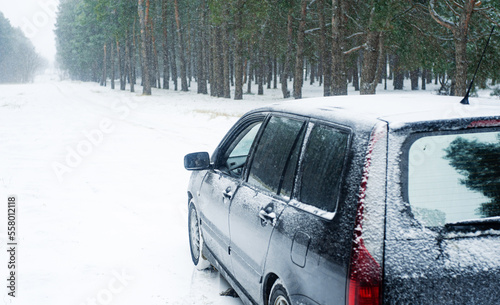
[298,124,349,213]
[247,116,305,196]
[408,130,500,227]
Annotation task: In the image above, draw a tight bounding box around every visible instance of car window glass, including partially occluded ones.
[248,116,305,195]
[299,125,349,212]
[280,127,306,199]
[408,131,500,227]
[220,122,262,177]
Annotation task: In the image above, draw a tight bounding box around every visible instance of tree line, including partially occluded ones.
[55,0,500,98]
[0,13,45,83]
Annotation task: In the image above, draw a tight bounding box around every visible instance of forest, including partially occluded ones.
[54,0,500,99]
[0,13,45,83]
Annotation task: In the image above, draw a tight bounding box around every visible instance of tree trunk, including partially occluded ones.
[152,29,161,89]
[281,9,293,98]
[169,13,178,91]
[234,40,243,99]
[101,44,107,86]
[196,0,207,94]
[352,57,360,91]
[132,20,137,85]
[111,42,115,90]
[138,0,151,95]
[258,51,264,95]
[429,0,475,96]
[174,0,188,91]
[393,54,404,90]
[410,69,419,90]
[360,31,382,95]
[421,69,426,90]
[383,54,388,90]
[126,39,135,93]
[211,26,224,97]
[233,0,244,100]
[331,0,347,95]
[267,57,272,89]
[187,23,193,85]
[310,63,315,85]
[162,0,170,89]
[293,0,308,99]
[453,28,468,96]
[117,40,126,91]
[246,59,252,94]
[222,7,230,99]
[273,56,277,89]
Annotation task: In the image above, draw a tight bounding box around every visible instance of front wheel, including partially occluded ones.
[188,201,211,270]
[269,280,291,305]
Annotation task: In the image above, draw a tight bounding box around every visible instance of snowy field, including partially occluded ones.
[0,74,496,305]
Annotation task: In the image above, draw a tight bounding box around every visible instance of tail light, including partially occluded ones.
[348,239,381,305]
[347,123,386,305]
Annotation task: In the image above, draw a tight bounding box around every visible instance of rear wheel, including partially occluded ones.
[188,201,211,270]
[269,280,290,305]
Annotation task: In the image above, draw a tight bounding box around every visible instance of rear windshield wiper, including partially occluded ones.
[445,217,500,231]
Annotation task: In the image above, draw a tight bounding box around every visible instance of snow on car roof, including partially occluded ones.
[259,94,500,127]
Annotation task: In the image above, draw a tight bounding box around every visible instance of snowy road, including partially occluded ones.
[0,79,279,305]
[2,76,482,305]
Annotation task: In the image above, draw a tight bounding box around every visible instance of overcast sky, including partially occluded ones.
[0,0,59,64]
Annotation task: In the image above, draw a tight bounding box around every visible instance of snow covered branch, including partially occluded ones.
[429,0,456,30]
[343,44,367,55]
[346,32,365,40]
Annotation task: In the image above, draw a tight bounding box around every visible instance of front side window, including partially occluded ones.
[408,130,500,227]
[247,116,305,196]
[219,121,263,177]
[298,124,349,213]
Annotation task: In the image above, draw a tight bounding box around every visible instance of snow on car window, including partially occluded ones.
[408,131,500,226]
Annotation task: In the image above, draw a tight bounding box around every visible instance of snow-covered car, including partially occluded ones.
[184,95,500,305]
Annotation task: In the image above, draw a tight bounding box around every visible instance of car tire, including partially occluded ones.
[188,201,211,270]
[269,280,291,305]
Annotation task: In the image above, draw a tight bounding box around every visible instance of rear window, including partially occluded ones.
[407,130,500,227]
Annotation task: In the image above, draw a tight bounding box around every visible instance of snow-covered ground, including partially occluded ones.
[0,75,496,305]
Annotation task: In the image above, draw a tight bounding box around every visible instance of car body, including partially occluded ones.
[184,94,500,305]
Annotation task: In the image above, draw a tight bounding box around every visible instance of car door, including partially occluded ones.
[264,121,353,305]
[228,115,307,302]
[198,116,265,274]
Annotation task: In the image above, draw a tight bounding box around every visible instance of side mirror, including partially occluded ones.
[184,152,211,170]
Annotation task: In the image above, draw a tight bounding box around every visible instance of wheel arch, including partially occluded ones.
[263,273,280,305]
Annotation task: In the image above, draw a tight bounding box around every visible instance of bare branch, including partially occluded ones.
[451,0,464,10]
[445,0,460,16]
[407,21,455,41]
[479,10,500,27]
[345,13,363,30]
[413,3,428,12]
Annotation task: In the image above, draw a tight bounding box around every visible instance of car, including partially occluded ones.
[184,94,500,305]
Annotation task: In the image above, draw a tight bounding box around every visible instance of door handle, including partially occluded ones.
[259,208,277,227]
[223,186,233,200]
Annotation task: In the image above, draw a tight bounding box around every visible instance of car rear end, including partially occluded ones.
[382,115,500,304]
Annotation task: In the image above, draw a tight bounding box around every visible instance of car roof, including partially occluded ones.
[254,94,500,130]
